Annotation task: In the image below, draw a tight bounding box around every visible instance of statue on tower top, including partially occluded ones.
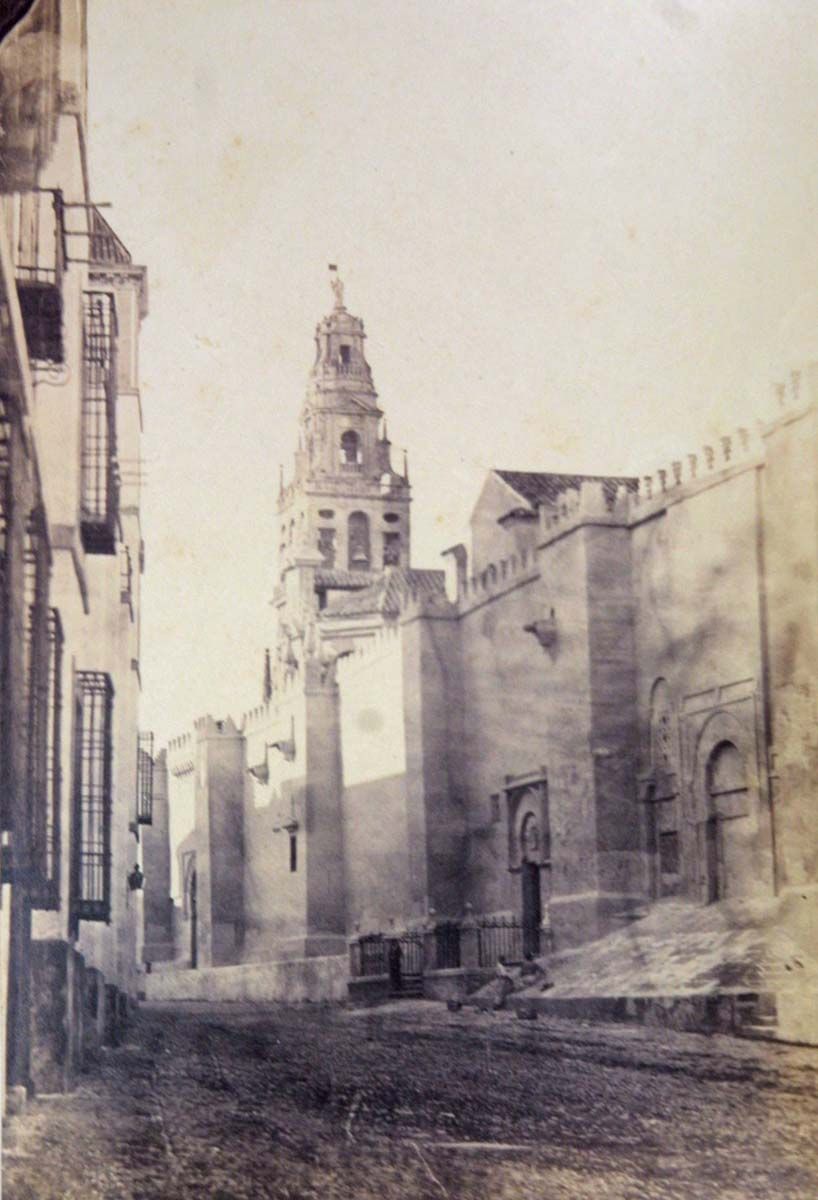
[328,263,344,309]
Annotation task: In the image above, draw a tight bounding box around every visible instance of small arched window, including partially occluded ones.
[341,430,361,465]
[649,679,675,775]
[707,741,746,799]
[348,511,370,570]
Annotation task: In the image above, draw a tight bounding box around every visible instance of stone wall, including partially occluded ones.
[761,395,818,901]
[143,954,349,1005]
[631,460,772,907]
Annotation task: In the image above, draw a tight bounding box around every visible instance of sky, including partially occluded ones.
[86,0,818,747]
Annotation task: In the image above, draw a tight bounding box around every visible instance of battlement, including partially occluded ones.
[631,423,763,511]
[167,731,192,754]
[193,714,241,740]
[242,671,302,733]
[632,366,817,511]
[457,544,540,611]
[335,622,402,682]
[166,730,194,778]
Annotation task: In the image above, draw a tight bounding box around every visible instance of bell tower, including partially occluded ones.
[277,268,411,579]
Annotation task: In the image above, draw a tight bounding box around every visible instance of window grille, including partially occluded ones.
[36,609,63,909]
[136,731,154,825]
[80,292,118,554]
[0,398,12,832]
[23,513,50,896]
[71,671,114,925]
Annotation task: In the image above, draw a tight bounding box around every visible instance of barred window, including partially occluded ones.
[71,672,114,925]
[24,513,50,898]
[80,292,118,554]
[0,398,12,832]
[136,731,154,825]
[38,609,63,909]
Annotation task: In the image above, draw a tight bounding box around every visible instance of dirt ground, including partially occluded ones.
[2,999,817,1200]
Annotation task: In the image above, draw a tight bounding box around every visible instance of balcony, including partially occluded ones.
[13,189,66,363]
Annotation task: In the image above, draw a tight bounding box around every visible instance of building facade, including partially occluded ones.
[152,278,818,1030]
[0,0,151,1108]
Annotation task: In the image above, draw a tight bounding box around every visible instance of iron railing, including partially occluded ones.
[71,671,114,925]
[349,916,539,980]
[37,608,63,909]
[80,292,118,554]
[350,933,387,978]
[136,731,154,825]
[23,512,50,897]
[0,398,12,832]
[478,917,532,968]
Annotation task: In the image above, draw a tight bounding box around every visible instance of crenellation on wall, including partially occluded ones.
[454,544,540,612]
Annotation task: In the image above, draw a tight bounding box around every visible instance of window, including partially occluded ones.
[80,293,118,554]
[339,344,351,364]
[318,527,336,568]
[15,190,65,363]
[17,283,63,363]
[39,610,63,909]
[318,508,335,519]
[24,513,50,902]
[289,832,297,873]
[708,741,746,798]
[659,831,680,876]
[649,679,675,775]
[137,731,154,825]
[383,531,401,566]
[120,544,133,605]
[348,511,370,570]
[0,398,12,833]
[71,672,114,926]
[340,430,361,466]
[383,512,400,524]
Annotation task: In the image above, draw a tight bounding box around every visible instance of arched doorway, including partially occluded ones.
[182,852,198,969]
[520,812,545,957]
[705,740,748,902]
[189,869,198,969]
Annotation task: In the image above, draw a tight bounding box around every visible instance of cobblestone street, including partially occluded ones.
[3,1000,818,1200]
